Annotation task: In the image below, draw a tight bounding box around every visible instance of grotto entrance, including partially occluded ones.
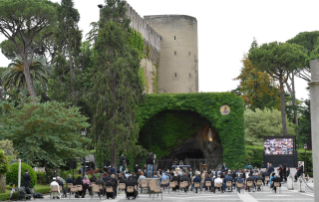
[138,110,223,170]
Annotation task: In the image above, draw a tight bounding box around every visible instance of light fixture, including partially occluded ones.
[208,128,213,142]
[98,4,103,9]
[304,143,307,150]
[81,129,87,137]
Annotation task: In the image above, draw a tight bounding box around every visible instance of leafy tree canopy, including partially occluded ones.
[0,0,59,102]
[235,55,281,110]
[286,31,319,81]
[0,99,91,168]
[249,41,308,136]
[0,140,19,162]
[245,108,295,146]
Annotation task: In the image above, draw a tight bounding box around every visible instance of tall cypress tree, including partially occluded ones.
[89,0,144,167]
[50,0,82,101]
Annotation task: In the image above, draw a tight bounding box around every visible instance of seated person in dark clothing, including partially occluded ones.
[90,174,97,183]
[246,173,255,192]
[105,179,115,199]
[125,176,138,199]
[262,170,270,185]
[171,175,180,191]
[255,173,263,191]
[56,176,67,196]
[223,172,233,191]
[271,174,281,193]
[236,176,244,193]
[66,174,74,185]
[95,175,105,196]
[204,174,213,191]
[75,176,87,198]
[103,173,111,183]
[193,175,201,193]
[180,174,190,192]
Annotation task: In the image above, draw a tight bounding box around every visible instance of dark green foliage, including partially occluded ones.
[245,146,263,168]
[298,150,313,176]
[136,93,245,169]
[128,29,145,58]
[6,163,37,188]
[286,31,319,81]
[89,0,145,167]
[0,100,90,168]
[95,142,110,170]
[286,31,319,56]
[299,99,311,148]
[49,0,82,101]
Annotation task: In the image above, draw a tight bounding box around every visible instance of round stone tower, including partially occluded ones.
[144,15,199,93]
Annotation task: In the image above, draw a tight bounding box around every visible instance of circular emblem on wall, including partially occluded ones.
[220,105,230,115]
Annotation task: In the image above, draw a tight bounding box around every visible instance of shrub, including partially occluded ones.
[36,172,49,184]
[6,163,37,188]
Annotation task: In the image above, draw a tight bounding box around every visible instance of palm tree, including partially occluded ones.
[1,57,48,92]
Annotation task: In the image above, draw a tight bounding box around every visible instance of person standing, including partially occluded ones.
[283,163,287,182]
[23,169,31,188]
[146,153,154,178]
[23,169,33,200]
[222,163,226,172]
[268,163,274,174]
[119,154,126,172]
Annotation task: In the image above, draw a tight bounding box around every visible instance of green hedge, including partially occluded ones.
[136,93,246,168]
[7,163,37,188]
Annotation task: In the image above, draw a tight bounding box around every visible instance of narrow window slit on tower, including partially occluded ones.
[175,73,177,78]
[174,51,176,55]
[174,36,176,40]
[189,52,191,56]
[189,73,191,78]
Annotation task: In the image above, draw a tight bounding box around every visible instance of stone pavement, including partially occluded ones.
[34,180,314,202]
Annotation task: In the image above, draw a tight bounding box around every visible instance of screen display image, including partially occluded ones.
[264,138,294,155]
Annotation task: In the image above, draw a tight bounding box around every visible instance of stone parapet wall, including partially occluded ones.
[125,3,162,53]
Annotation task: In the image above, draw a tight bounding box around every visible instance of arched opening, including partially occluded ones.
[138,110,223,170]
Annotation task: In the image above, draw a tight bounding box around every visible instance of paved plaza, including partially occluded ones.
[34,180,314,202]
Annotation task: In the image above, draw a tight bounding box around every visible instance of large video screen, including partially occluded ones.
[264,138,294,155]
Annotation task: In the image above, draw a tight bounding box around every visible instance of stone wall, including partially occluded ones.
[144,15,199,94]
[125,3,161,94]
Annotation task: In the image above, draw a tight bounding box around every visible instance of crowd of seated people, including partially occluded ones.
[55,164,287,199]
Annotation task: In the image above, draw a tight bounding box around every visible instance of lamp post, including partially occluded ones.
[81,129,87,175]
[304,143,307,174]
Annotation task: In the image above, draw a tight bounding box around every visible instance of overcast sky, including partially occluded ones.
[0,0,317,100]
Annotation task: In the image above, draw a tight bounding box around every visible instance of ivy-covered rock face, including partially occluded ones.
[136,93,245,169]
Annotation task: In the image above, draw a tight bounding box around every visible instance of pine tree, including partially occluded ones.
[89,0,144,168]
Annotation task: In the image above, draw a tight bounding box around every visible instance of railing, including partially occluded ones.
[155,159,207,171]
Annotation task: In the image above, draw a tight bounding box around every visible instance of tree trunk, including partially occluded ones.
[0,174,6,193]
[279,76,287,136]
[23,57,38,104]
